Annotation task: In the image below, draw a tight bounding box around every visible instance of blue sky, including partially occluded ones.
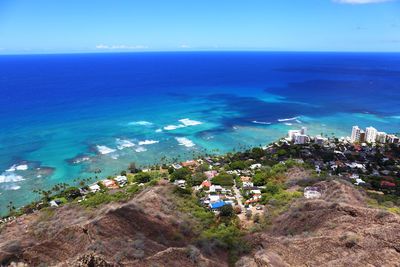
[0,0,399,54]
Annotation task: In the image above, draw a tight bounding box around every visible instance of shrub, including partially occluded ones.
[173,186,193,196]
[82,192,127,208]
[135,172,151,183]
[219,204,234,217]
[186,245,201,263]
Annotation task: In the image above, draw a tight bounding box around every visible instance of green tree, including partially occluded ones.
[188,172,207,186]
[229,161,247,170]
[170,167,191,182]
[219,204,234,217]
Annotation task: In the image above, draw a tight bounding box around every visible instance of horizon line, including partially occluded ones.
[1,49,400,56]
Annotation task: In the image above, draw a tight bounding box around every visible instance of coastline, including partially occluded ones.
[2,128,400,219]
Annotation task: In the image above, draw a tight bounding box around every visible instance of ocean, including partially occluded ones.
[1,52,400,214]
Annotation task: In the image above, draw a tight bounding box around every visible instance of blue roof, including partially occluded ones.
[210,201,227,209]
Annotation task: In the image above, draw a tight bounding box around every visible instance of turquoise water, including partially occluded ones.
[1,52,400,214]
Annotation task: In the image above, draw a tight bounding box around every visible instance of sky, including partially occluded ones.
[0,0,399,54]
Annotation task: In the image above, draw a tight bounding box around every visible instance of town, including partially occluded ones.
[2,124,399,227]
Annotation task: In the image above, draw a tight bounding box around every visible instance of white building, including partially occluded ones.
[376,132,387,143]
[387,134,400,144]
[351,126,361,142]
[89,183,101,193]
[288,128,309,144]
[288,130,301,141]
[365,126,377,143]
[114,175,128,186]
[209,185,223,193]
[315,135,327,145]
[175,180,186,188]
[294,134,310,144]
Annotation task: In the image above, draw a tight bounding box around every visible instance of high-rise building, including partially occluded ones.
[376,132,387,143]
[288,130,301,141]
[387,134,400,144]
[294,134,310,144]
[359,131,366,143]
[351,126,361,142]
[300,127,308,135]
[365,126,377,143]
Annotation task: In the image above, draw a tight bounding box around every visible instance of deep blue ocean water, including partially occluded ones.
[1,52,400,214]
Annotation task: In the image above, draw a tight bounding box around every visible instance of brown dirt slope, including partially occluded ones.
[0,184,225,267]
[237,180,400,267]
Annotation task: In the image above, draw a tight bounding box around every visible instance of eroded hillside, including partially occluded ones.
[0,183,226,267]
[237,180,400,267]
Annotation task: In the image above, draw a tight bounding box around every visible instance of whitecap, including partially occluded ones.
[15,164,28,171]
[73,156,91,164]
[111,154,119,160]
[284,123,293,126]
[178,118,202,126]
[252,120,271,125]
[2,185,21,191]
[163,118,203,131]
[128,121,153,126]
[175,137,195,147]
[115,139,136,150]
[135,146,148,152]
[138,140,159,145]
[163,124,185,131]
[96,145,117,154]
[0,173,24,184]
[155,128,163,133]
[6,165,17,172]
[278,116,299,122]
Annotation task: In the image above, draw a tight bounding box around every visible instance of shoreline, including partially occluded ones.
[2,129,400,220]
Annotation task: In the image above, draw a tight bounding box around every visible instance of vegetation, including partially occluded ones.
[82,191,128,208]
[134,172,151,183]
[212,173,235,186]
[170,167,192,181]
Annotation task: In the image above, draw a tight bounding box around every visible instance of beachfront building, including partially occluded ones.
[288,130,301,141]
[300,127,308,135]
[288,128,310,144]
[387,134,400,144]
[376,132,387,143]
[89,183,101,193]
[294,134,310,145]
[114,175,128,186]
[351,126,361,143]
[315,135,327,145]
[365,127,377,143]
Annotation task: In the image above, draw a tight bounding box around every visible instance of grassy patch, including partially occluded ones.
[82,191,128,208]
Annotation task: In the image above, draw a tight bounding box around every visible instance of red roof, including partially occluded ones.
[381,181,396,187]
[201,180,211,187]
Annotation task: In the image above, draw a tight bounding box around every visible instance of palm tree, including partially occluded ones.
[7,201,16,215]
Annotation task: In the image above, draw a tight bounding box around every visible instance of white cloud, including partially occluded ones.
[333,0,393,4]
[95,44,148,50]
[180,44,191,48]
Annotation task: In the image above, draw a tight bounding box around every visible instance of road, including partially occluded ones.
[233,180,244,209]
